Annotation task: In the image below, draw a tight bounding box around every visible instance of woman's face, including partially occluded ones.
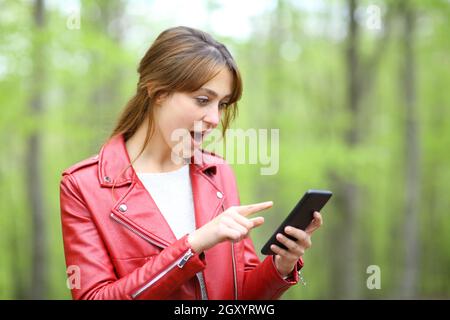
[153,66,233,160]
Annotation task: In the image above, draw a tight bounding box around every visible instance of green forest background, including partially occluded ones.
[0,0,449,299]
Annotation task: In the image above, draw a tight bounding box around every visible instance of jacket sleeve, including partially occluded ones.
[239,236,304,300]
[60,173,206,300]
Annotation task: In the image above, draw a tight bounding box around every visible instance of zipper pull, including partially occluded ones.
[298,270,307,286]
[177,249,194,268]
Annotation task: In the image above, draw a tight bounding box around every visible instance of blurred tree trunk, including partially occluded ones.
[255,0,286,203]
[328,0,361,299]
[88,0,125,151]
[328,0,394,299]
[27,0,47,299]
[399,0,420,299]
[265,0,285,124]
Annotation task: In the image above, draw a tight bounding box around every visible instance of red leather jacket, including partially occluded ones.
[59,134,303,300]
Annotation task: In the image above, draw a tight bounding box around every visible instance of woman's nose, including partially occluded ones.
[203,104,220,127]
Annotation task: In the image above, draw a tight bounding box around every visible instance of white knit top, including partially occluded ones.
[136,164,196,240]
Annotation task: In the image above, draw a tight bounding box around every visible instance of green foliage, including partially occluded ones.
[0,0,449,299]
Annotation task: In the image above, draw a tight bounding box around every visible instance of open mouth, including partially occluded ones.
[190,129,208,138]
[189,130,205,145]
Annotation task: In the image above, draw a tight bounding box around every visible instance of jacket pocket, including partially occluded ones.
[109,212,164,259]
[111,256,155,277]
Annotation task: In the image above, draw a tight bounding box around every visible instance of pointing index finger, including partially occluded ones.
[235,201,273,217]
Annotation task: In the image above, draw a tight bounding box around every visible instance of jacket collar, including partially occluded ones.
[97,134,219,188]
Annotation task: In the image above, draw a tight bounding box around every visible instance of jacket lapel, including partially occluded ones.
[100,134,225,247]
[190,164,225,229]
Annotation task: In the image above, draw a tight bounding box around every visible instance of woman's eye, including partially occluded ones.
[195,96,230,109]
[219,102,230,109]
[195,97,209,105]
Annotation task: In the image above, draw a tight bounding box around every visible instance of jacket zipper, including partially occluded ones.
[223,204,238,300]
[231,243,238,300]
[196,272,208,300]
[131,249,194,299]
[110,213,166,248]
[110,212,206,299]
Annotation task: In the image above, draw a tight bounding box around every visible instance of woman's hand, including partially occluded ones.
[272,211,323,277]
[187,201,273,253]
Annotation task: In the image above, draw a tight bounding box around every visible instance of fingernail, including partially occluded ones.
[285,226,291,232]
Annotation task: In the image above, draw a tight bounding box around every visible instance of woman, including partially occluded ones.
[60,26,323,300]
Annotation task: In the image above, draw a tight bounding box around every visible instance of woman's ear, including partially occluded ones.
[147,88,168,107]
[145,83,166,106]
[154,92,169,106]
[145,84,155,100]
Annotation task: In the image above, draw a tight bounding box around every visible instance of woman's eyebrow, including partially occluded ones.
[198,87,231,99]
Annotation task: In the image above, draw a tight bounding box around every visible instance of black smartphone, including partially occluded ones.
[261,189,332,255]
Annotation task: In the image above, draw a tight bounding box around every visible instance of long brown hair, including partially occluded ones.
[109,26,243,163]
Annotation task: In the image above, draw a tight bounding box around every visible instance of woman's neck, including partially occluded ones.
[125,122,186,173]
